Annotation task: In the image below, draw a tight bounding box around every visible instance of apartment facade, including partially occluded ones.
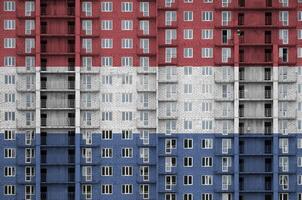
[1,0,302,200]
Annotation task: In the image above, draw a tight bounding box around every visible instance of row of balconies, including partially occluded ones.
[215,0,295,10]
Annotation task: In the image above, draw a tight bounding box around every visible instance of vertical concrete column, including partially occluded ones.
[272,45,279,200]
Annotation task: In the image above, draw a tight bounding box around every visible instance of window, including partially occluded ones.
[201,139,213,149]
[279,11,289,26]
[102,130,112,140]
[4,20,15,30]
[222,11,231,25]
[122,184,133,194]
[299,11,302,21]
[82,20,92,35]
[279,175,289,190]
[222,48,231,63]
[184,48,193,58]
[82,57,92,70]
[183,157,193,167]
[165,139,177,153]
[201,67,213,75]
[184,11,193,21]
[4,130,15,140]
[201,120,213,131]
[4,57,16,67]
[121,38,133,49]
[201,157,213,167]
[101,39,113,49]
[184,120,192,130]
[222,157,232,172]
[25,20,35,35]
[82,39,92,53]
[202,29,213,39]
[101,2,112,12]
[140,2,149,16]
[121,148,133,158]
[121,2,133,12]
[140,20,150,35]
[183,139,193,149]
[4,166,15,177]
[101,20,113,30]
[25,1,35,16]
[279,29,288,44]
[25,185,34,200]
[122,130,133,140]
[25,148,34,163]
[183,193,193,200]
[202,11,213,21]
[4,112,15,121]
[201,175,213,185]
[165,175,176,190]
[4,148,16,158]
[4,185,15,195]
[4,38,15,48]
[298,29,302,40]
[202,48,213,58]
[279,138,289,154]
[101,148,113,158]
[4,1,16,11]
[4,75,15,84]
[101,184,113,194]
[82,2,92,16]
[101,166,113,176]
[184,67,192,75]
[122,111,133,121]
[165,157,177,172]
[121,57,133,67]
[165,11,177,26]
[101,57,113,67]
[121,20,133,30]
[122,75,133,84]
[298,47,302,58]
[121,166,133,176]
[101,93,113,103]
[82,166,92,181]
[298,138,302,149]
[102,112,112,121]
[183,175,193,185]
[222,139,232,154]
[201,193,213,200]
[140,166,149,181]
[184,84,192,93]
[201,102,212,112]
[82,185,92,199]
[222,175,232,190]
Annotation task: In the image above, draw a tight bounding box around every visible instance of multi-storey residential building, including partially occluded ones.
[1,0,302,200]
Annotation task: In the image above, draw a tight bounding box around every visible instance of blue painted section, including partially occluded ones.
[0,132,300,200]
[35,133,40,200]
[75,134,81,200]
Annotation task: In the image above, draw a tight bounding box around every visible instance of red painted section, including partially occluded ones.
[0,0,300,67]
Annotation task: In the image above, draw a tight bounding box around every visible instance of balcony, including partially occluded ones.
[41,99,75,109]
[41,81,75,91]
[41,118,75,128]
